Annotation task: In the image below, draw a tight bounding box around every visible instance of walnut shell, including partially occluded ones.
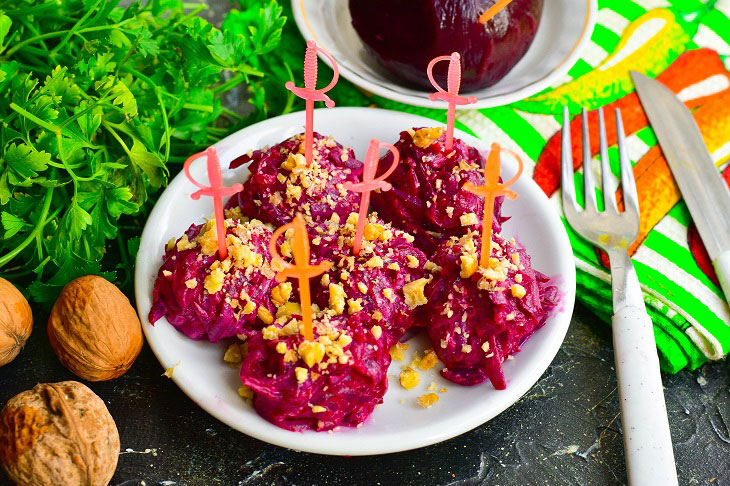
[0,277,33,367]
[48,276,143,381]
[0,381,120,486]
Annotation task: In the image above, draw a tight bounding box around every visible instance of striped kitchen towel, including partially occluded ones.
[370,0,730,373]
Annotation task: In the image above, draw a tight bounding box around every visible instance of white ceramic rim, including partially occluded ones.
[290,0,598,109]
[135,107,576,455]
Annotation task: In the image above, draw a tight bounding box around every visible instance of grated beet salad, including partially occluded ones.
[371,127,506,255]
[148,218,280,342]
[226,132,363,228]
[240,312,391,431]
[423,230,558,389]
[150,127,558,433]
[308,212,432,349]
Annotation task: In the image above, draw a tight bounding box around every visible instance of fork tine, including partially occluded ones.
[561,106,580,214]
[581,108,598,211]
[616,108,639,215]
[598,108,618,211]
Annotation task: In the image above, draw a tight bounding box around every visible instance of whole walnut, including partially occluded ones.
[0,277,33,367]
[0,381,120,486]
[48,276,143,381]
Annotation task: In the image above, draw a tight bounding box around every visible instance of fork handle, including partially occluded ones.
[613,305,678,486]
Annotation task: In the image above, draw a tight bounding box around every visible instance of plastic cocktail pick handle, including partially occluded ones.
[463,143,524,268]
[478,0,515,23]
[427,52,477,151]
[285,40,340,167]
[183,147,243,260]
[269,214,332,342]
[343,139,400,255]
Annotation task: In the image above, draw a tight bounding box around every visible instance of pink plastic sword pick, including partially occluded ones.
[463,143,524,268]
[285,40,340,167]
[269,214,332,342]
[183,147,243,260]
[344,139,400,255]
[427,52,477,151]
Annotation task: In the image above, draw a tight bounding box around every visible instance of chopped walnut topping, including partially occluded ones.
[460,254,478,278]
[460,213,478,226]
[204,267,225,294]
[400,368,420,389]
[238,385,254,401]
[347,298,363,315]
[412,127,444,148]
[176,234,197,251]
[511,284,526,298]
[390,342,409,361]
[417,393,439,408]
[370,325,382,340]
[257,307,274,325]
[403,278,430,309]
[295,367,308,383]
[271,282,292,306]
[242,300,256,315]
[419,349,439,370]
[298,340,326,368]
[406,255,420,268]
[365,255,384,268]
[328,283,345,315]
[223,344,243,363]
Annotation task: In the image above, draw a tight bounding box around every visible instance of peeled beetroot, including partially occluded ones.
[349,0,544,91]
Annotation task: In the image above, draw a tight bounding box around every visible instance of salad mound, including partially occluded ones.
[240,312,390,431]
[308,211,433,348]
[424,230,558,389]
[149,217,281,342]
[371,127,506,255]
[226,132,363,228]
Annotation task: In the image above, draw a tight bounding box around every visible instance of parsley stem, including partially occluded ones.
[9,103,61,133]
[213,73,245,94]
[50,0,103,57]
[0,188,53,269]
[102,121,132,158]
[222,108,244,121]
[118,65,171,161]
[5,24,127,57]
[183,103,213,113]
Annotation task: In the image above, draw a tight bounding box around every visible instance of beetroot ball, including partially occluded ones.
[371,127,506,255]
[149,218,281,342]
[423,230,558,389]
[240,312,390,431]
[226,132,363,229]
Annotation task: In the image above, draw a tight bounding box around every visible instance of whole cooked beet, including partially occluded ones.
[349,0,543,91]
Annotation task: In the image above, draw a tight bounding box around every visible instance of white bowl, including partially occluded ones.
[134,107,576,455]
[291,0,597,109]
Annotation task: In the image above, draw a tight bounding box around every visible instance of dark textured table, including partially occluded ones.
[2,302,729,486]
[3,1,730,484]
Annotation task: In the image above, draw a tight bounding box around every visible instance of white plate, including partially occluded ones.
[291,0,597,109]
[135,107,576,455]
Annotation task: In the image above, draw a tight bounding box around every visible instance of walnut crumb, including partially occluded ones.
[417,393,439,408]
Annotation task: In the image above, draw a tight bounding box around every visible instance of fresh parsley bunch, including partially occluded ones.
[0,0,290,302]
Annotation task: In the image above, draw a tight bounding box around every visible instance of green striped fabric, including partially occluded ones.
[371,0,730,373]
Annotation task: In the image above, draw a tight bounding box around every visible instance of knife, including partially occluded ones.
[631,71,730,304]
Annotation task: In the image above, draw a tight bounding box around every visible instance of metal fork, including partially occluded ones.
[561,107,678,485]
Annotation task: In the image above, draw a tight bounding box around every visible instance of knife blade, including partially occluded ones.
[631,71,730,304]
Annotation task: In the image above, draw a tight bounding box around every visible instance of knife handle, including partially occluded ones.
[613,305,679,486]
[714,250,730,305]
